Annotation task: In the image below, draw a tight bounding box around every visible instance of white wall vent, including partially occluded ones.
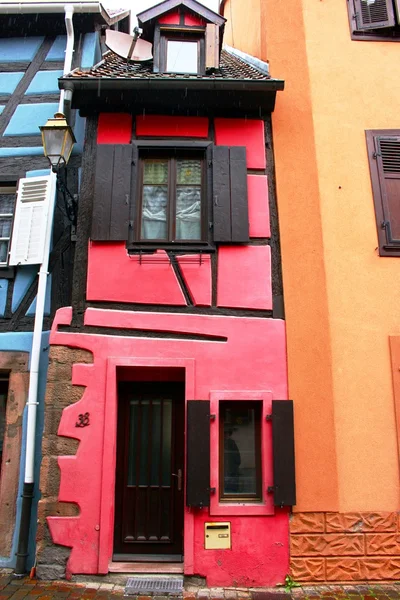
[9,175,54,266]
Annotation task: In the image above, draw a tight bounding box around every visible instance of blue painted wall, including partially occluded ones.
[0,106,4,116]
[0,331,50,569]
[45,36,66,62]
[0,72,24,95]
[0,37,44,63]
[0,280,8,317]
[81,32,101,68]
[25,71,63,95]
[4,102,59,136]
[12,266,38,313]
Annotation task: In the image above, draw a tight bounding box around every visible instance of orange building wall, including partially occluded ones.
[222,0,400,513]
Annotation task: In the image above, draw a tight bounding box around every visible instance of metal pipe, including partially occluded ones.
[0,3,100,14]
[15,5,75,577]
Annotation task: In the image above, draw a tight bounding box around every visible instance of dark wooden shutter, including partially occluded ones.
[353,0,395,30]
[206,23,219,70]
[186,400,210,507]
[213,146,249,243]
[92,144,134,241]
[375,135,400,246]
[271,400,296,507]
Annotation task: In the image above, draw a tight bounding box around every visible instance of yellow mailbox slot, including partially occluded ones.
[204,522,231,550]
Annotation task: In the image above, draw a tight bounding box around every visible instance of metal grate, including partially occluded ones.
[125,577,183,596]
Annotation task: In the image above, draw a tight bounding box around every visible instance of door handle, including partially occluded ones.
[172,468,182,491]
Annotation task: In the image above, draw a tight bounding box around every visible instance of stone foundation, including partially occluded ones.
[36,345,93,580]
[290,511,400,582]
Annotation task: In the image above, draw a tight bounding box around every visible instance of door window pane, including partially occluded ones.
[166,41,198,74]
[220,401,262,500]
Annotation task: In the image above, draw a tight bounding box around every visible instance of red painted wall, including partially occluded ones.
[159,10,180,24]
[47,307,288,586]
[136,115,208,138]
[97,114,132,144]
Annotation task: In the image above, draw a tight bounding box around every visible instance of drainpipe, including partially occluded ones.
[15,5,75,576]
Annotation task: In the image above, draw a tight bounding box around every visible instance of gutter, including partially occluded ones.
[14,4,76,578]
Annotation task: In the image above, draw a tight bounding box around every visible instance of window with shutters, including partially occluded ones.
[91,141,250,248]
[136,151,207,243]
[366,130,400,256]
[347,0,400,40]
[0,184,16,266]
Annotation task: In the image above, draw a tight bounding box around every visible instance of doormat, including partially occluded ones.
[125,577,184,596]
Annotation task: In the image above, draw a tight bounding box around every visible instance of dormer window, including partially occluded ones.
[160,31,204,74]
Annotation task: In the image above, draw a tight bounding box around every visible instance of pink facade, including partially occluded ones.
[45,109,289,585]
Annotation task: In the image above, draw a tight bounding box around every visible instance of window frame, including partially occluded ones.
[128,140,214,252]
[347,0,400,41]
[366,129,400,257]
[209,391,274,517]
[219,400,262,503]
[155,23,206,74]
[136,151,207,244]
[0,184,16,268]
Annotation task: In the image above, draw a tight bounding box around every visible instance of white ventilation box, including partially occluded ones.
[9,175,54,266]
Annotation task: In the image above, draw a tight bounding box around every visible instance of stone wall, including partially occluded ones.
[36,345,92,580]
[0,352,29,557]
[290,512,400,582]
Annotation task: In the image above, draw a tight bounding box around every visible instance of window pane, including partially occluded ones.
[0,241,9,264]
[176,187,201,240]
[221,403,261,498]
[143,160,168,185]
[0,194,14,215]
[141,185,168,240]
[0,218,12,238]
[177,160,202,185]
[167,41,198,74]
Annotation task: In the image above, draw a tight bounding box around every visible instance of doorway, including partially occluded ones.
[113,380,185,562]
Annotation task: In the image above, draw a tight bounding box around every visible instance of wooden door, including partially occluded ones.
[113,382,185,561]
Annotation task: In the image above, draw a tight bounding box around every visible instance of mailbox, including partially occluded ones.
[204,522,231,550]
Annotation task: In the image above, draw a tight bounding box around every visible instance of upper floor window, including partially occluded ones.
[160,31,204,74]
[138,153,205,242]
[366,129,400,256]
[347,0,400,40]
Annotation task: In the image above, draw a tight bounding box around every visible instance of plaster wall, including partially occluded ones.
[223,0,400,512]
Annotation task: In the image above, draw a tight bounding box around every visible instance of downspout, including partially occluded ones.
[15,5,75,576]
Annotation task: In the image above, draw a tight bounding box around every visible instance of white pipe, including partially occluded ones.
[0,3,100,14]
[23,5,75,484]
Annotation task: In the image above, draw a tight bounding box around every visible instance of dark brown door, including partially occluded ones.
[114,382,185,561]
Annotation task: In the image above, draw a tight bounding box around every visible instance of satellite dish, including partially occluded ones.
[105,29,153,62]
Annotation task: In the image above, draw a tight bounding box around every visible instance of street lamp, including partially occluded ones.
[40,112,76,172]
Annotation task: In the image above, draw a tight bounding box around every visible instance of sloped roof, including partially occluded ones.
[63,47,271,82]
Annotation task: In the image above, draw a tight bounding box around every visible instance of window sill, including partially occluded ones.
[127,244,215,254]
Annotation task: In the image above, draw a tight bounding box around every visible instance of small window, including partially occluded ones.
[0,185,16,266]
[347,0,400,40]
[366,129,400,256]
[219,401,262,502]
[160,31,204,74]
[137,153,206,243]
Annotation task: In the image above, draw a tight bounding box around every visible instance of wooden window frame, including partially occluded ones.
[155,24,206,75]
[219,400,262,503]
[347,0,400,41]
[366,129,400,257]
[128,141,213,252]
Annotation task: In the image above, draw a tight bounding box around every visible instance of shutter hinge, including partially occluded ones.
[208,160,212,168]
[209,414,216,421]
[373,152,382,160]
[125,194,129,205]
[267,486,274,494]
[381,221,389,229]
[266,414,272,421]
[129,220,134,228]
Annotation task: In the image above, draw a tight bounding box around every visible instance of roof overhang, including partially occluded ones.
[0,2,129,26]
[60,76,285,117]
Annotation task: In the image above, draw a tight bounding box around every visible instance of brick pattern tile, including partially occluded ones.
[290,511,400,583]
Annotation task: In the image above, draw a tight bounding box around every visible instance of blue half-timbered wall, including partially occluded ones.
[0,9,113,569]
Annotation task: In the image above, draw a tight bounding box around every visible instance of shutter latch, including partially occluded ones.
[381,221,389,229]
[373,152,381,159]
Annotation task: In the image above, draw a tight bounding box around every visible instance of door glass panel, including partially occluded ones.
[162,400,172,486]
[127,400,139,485]
[151,400,162,485]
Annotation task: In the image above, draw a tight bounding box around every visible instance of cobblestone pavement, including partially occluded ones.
[2,574,400,600]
